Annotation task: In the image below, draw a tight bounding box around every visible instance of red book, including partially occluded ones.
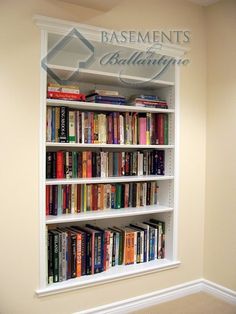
[86,151,92,178]
[56,151,64,178]
[93,185,98,211]
[157,114,164,145]
[46,186,50,215]
[47,91,86,101]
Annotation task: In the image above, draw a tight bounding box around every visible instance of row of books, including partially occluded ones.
[46,106,169,145]
[46,182,159,216]
[48,219,165,283]
[47,84,168,109]
[129,95,168,109]
[46,150,165,179]
[47,83,85,101]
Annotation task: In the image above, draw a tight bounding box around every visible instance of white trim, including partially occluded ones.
[33,15,189,58]
[202,279,236,305]
[36,260,180,297]
[75,279,203,314]
[72,279,236,314]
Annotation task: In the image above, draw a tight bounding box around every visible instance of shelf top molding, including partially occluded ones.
[33,15,189,58]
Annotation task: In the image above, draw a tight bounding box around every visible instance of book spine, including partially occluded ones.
[69,110,76,143]
[48,232,54,284]
[59,107,68,143]
[52,232,59,282]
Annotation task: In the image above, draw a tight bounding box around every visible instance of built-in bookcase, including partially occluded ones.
[35,15,185,296]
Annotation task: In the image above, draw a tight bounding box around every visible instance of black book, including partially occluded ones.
[153,150,159,175]
[92,152,97,177]
[46,152,52,179]
[70,231,77,278]
[157,150,165,175]
[47,231,54,284]
[59,106,68,143]
[52,152,57,179]
[49,230,59,283]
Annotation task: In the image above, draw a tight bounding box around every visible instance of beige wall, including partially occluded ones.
[0,0,207,313]
[204,0,236,290]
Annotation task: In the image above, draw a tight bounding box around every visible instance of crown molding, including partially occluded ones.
[33,15,190,58]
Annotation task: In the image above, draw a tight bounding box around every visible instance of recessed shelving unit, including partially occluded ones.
[35,15,183,297]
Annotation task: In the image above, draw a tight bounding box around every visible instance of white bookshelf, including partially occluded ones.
[35,15,184,296]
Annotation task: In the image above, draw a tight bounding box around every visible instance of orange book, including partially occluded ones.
[82,151,87,178]
[124,230,135,265]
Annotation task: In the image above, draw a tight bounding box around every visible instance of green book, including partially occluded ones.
[164,114,169,145]
[115,184,122,209]
[72,151,77,178]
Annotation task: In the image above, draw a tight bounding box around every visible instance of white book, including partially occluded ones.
[69,111,76,143]
[139,230,144,263]
[119,115,124,144]
[138,152,144,176]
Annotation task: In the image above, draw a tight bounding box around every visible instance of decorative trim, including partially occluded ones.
[75,279,203,314]
[202,279,236,305]
[33,15,190,57]
[73,279,236,314]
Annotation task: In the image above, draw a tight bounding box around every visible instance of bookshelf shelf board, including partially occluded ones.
[46,142,174,149]
[45,205,174,224]
[48,64,175,88]
[36,259,180,297]
[46,99,175,114]
[45,175,174,185]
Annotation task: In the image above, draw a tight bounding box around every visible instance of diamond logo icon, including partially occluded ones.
[41,28,95,85]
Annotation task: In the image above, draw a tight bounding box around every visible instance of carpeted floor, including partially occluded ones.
[132,292,236,314]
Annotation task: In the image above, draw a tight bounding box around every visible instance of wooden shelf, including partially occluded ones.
[45,175,174,185]
[47,98,175,113]
[46,204,173,224]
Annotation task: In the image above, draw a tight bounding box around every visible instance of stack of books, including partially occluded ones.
[129,95,168,109]
[47,82,86,101]
[46,107,169,145]
[46,150,165,179]
[46,181,159,215]
[86,89,126,105]
[47,219,165,283]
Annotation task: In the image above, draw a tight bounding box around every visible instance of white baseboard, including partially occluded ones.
[75,279,236,314]
[202,279,236,305]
